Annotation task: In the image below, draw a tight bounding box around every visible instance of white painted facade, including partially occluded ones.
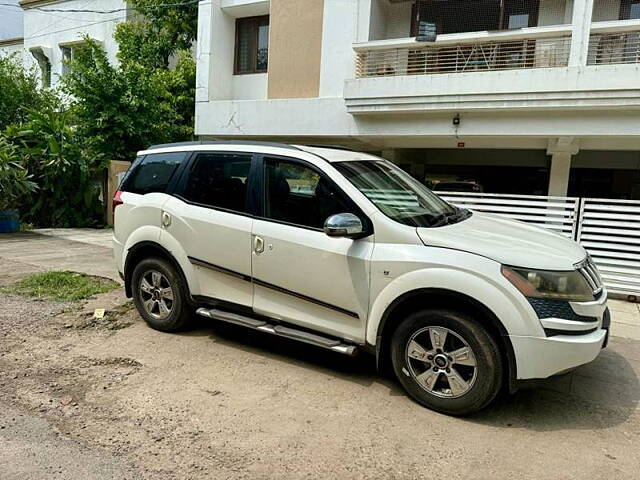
[195,0,640,198]
[23,0,128,87]
[0,0,128,87]
[0,38,25,62]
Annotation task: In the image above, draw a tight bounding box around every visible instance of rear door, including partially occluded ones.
[250,155,374,343]
[162,151,257,307]
[115,152,186,246]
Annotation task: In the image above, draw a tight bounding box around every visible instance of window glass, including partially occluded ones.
[235,16,269,74]
[257,18,269,71]
[334,160,460,228]
[180,153,252,213]
[264,158,354,229]
[123,152,184,195]
[508,14,529,29]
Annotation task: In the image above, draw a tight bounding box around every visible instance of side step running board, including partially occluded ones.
[196,307,358,356]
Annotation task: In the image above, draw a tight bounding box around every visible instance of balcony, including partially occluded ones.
[587,19,640,65]
[355,26,573,78]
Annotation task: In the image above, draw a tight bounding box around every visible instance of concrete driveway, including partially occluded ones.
[0,230,639,479]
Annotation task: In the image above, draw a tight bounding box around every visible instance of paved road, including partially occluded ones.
[0,231,119,282]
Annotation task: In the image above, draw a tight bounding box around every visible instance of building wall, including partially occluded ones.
[267,0,324,99]
[0,39,25,62]
[21,0,128,87]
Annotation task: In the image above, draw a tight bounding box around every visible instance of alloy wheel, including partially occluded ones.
[405,326,478,398]
[139,270,174,320]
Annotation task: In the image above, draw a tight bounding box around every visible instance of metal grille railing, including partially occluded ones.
[436,192,640,296]
[438,191,580,238]
[355,36,572,77]
[587,31,640,65]
[576,198,640,297]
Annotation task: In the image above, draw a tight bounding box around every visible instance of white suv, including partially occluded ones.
[113,141,610,415]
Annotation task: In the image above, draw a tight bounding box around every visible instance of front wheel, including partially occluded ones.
[132,257,191,332]
[391,309,503,416]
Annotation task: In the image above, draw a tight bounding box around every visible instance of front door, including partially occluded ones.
[251,156,374,343]
[162,151,256,307]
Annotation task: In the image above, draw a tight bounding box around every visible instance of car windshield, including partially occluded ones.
[334,160,470,228]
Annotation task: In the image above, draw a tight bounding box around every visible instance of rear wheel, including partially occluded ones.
[132,257,191,332]
[391,309,503,416]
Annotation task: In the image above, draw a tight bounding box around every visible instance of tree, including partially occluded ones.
[0,54,58,131]
[115,0,198,69]
[62,0,198,161]
[63,39,193,161]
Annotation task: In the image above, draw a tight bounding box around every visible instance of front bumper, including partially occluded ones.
[510,326,607,379]
[511,291,610,379]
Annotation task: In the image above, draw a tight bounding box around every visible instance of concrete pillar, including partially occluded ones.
[548,152,572,197]
[568,0,594,67]
[547,137,579,197]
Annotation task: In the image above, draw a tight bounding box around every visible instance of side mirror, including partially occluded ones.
[324,213,364,238]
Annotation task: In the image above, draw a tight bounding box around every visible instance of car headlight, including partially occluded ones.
[501,265,594,302]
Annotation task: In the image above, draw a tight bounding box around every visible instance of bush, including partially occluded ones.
[0,136,37,211]
[5,109,105,227]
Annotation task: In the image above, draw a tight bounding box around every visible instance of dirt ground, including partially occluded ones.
[1,242,639,479]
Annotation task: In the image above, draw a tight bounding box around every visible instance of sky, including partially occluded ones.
[0,0,23,41]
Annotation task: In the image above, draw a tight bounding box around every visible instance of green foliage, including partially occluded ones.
[0,136,38,211]
[4,109,105,227]
[0,54,58,131]
[128,0,198,58]
[63,39,194,161]
[2,270,119,301]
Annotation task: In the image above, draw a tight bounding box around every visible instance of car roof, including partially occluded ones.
[137,141,381,163]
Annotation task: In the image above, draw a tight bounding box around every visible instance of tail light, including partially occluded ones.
[112,190,123,218]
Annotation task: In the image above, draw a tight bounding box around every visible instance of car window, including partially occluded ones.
[179,153,252,213]
[264,157,355,229]
[122,152,185,195]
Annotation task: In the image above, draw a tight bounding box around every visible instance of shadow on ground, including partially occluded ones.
[181,316,640,431]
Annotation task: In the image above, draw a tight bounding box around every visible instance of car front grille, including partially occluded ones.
[575,257,603,296]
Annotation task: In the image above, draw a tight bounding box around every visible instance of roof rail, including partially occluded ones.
[145,140,301,151]
[300,144,356,152]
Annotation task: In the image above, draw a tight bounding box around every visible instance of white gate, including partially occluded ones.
[438,192,640,297]
[438,192,580,238]
[577,198,640,297]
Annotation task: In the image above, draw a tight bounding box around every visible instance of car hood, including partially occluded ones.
[416,212,586,270]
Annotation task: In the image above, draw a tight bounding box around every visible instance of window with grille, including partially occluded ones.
[234,15,269,75]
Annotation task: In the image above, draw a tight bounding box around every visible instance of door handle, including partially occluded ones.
[254,235,264,254]
[161,211,171,228]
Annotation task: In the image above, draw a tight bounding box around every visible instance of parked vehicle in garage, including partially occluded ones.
[113,141,610,415]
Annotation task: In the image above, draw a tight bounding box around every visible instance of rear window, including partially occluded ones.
[121,152,185,195]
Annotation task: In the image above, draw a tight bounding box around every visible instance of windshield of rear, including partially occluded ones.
[334,160,468,228]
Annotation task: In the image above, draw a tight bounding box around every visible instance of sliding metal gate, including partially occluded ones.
[439,192,640,297]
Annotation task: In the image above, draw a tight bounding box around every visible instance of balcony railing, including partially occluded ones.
[588,21,640,66]
[354,27,572,78]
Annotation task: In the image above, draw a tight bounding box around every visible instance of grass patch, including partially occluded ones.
[2,271,119,301]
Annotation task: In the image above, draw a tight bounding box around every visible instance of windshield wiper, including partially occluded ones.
[428,208,471,227]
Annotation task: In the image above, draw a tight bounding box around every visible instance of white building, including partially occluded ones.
[0,0,128,88]
[195,0,640,199]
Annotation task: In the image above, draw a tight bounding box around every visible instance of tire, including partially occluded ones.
[131,257,192,332]
[390,309,503,416]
